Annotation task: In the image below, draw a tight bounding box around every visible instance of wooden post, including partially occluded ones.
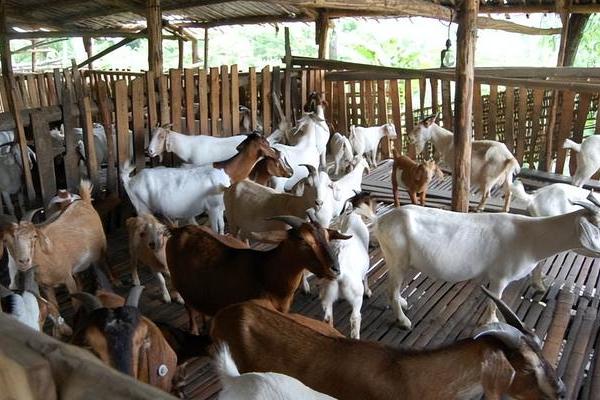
[283,27,292,123]
[177,29,184,69]
[83,36,93,70]
[203,28,209,70]
[316,10,330,59]
[147,0,163,77]
[0,0,35,203]
[452,0,478,212]
[31,39,37,72]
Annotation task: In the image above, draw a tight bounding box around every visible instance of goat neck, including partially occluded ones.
[429,123,454,155]
[520,210,583,261]
[165,130,193,161]
[213,145,263,183]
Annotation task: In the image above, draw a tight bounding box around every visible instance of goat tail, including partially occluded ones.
[78,180,93,204]
[563,138,581,153]
[213,342,240,385]
[510,180,533,204]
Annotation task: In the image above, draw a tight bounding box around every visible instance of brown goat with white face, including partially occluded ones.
[2,181,112,336]
[71,287,177,392]
[164,215,349,317]
[126,214,182,304]
[211,288,565,400]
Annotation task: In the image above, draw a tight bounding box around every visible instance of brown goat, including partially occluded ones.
[126,214,182,304]
[211,288,565,400]
[249,148,293,186]
[71,287,177,393]
[2,181,112,336]
[164,216,349,317]
[391,150,443,207]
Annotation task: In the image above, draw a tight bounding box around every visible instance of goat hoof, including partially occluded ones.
[396,318,412,330]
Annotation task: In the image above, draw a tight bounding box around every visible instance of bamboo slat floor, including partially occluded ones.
[3,161,599,399]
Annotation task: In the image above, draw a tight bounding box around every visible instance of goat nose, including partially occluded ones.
[148,242,156,250]
[19,258,30,265]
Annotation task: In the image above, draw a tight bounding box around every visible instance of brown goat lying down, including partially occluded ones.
[211,290,565,400]
[165,216,349,317]
[391,150,443,207]
[71,287,177,393]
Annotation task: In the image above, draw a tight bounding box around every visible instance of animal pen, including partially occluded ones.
[1,0,600,399]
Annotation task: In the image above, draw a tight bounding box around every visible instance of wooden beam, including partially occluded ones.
[203,28,208,70]
[479,3,600,14]
[147,0,163,77]
[77,33,143,68]
[7,30,146,39]
[0,0,35,204]
[316,9,330,59]
[564,14,590,66]
[452,0,478,212]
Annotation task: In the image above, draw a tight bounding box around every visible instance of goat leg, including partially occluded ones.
[419,191,427,206]
[531,265,548,293]
[409,191,419,205]
[44,286,73,337]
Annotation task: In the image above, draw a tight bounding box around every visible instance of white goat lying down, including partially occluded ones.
[214,343,335,400]
[328,132,353,176]
[372,196,600,329]
[563,136,600,187]
[320,202,373,339]
[147,126,246,165]
[349,123,397,168]
[511,180,600,291]
[409,114,520,212]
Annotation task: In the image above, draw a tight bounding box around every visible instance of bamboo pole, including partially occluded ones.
[452,0,478,212]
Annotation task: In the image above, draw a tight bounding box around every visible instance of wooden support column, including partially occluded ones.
[203,28,209,70]
[316,9,330,59]
[31,39,37,71]
[564,14,590,66]
[191,37,199,64]
[177,29,184,69]
[452,0,478,212]
[147,0,163,77]
[0,0,35,203]
[82,36,93,69]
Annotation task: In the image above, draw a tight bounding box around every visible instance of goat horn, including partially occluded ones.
[587,192,600,208]
[570,199,598,213]
[23,207,44,222]
[267,215,306,229]
[299,163,317,177]
[473,322,523,350]
[71,292,103,313]
[481,286,527,333]
[125,285,145,308]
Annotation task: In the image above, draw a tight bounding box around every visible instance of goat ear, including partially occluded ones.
[481,350,516,397]
[327,229,352,241]
[37,230,52,253]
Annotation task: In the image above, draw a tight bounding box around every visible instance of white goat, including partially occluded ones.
[147,126,246,165]
[371,196,600,329]
[331,157,370,216]
[409,115,520,212]
[563,136,600,187]
[214,343,335,400]
[121,161,229,233]
[0,269,40,331]
[0,143,36,216]
[328,132,353,176]
[511,180,600,291]
[271,115,322,191]
[224,166,321,239]
[349,123,397,168]
[320,203,373,339]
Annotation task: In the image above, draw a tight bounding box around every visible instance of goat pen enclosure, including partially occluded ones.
[2,60,600,213]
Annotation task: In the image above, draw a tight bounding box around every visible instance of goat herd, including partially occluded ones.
[3,91,600,399]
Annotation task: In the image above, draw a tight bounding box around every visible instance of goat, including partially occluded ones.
[2,180,112,336]
[121,133,277,233]
[511,180,600,292]
[349,123,397,168]
[71,286,177,392]
[319,199,375,339]
[563,136,600,187]
[328,132,354,176]
[164,215,349,318]
[271,114,323,191]
[0,268,45,331]
[391,151,443,207]
[147,126,246,165]
[300,91,330,169]
[409,114,520,212]
[0,142,36,216]
[213,342,336,400]
[126,214,182,304]
[330,156,370,216]
[368,193,600,329]
[248,149,293,186]
[212,288,564,400]
[224,165,322,239]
